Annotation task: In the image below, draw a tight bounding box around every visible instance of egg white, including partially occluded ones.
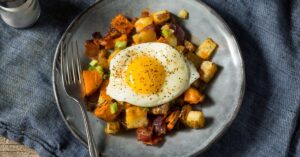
[107,43,199,107]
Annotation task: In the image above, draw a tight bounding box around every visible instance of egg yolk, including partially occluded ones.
[126,56,166,94]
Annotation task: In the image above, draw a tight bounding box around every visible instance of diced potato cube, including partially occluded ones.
[105,121,120,134]
[178,9,189,19]
[186,111,205,128]
[183,87,205,104]
[111,14,134,34]
[82,70,103,96]
[196,38,218,59]
[179,105,192,124]
[200,61,218,83]
[132,30,157,44]
[108,49,120,64]
[126,106,148,129]
[134,17,154,32]
[152,10,170,25]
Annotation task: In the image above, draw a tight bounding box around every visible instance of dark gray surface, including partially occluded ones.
[53,0,244,157]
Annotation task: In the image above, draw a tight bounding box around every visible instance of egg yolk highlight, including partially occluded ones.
[126,56,166,94]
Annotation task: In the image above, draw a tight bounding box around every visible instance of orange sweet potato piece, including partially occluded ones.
[111,14,134,34]
[183,87,205,104]
[83,70,103,96]
[165,110,180,131]
[84,40,99,58]
[98,80,112,105]
[94,101,121,121]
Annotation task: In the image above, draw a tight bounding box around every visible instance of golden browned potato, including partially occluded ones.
[185,52,202,68]
[179,105,192,125]
[105,121,120,134]
[186,111,205,128]
[199,61,218,83]
[132,30,157,44]
[196,38,218,60]
[183,87,205,104]
[151,103,170,115]
[178,9,189,19]
[152,10,170,25]
[134,17,154,32]
[111,14,134,34]
[126,106,148,129]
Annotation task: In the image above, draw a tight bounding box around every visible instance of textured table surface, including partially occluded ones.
[0,136,39,157]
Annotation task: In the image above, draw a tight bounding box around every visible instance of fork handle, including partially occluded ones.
[78,100,100,157]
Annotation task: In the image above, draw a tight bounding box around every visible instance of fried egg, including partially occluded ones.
[107,43,199,107]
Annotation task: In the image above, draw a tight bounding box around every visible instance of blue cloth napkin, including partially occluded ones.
[0,0,299,157]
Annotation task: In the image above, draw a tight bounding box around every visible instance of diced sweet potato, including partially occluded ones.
[94,101,121,121]
[157,36,167,43]
[132,30,157,44]
[152,10,170,25]
[98,80,112,105]
[196,38,218,60]
[183,87,205,104]
[134,17,154,32]
[105,121,120,134]
[199,61,218,83]
[126,106,148,129]
[111,14,134,34]
[186,111,205,128]
[165,110,180,131]
[83,70,103,96]
[84,40,99,58]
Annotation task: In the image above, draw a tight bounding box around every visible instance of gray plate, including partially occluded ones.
[52,0,245,156]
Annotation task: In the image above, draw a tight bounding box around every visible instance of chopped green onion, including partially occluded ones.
[110,102,118,114]
[162,29,174,38]
[95,66,103,75]
[88,66,95,70]
[143,107,150,112]
[115,41,127,49]
[89,60,98,67]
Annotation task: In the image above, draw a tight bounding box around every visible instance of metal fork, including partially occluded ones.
[60,40,99,157]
